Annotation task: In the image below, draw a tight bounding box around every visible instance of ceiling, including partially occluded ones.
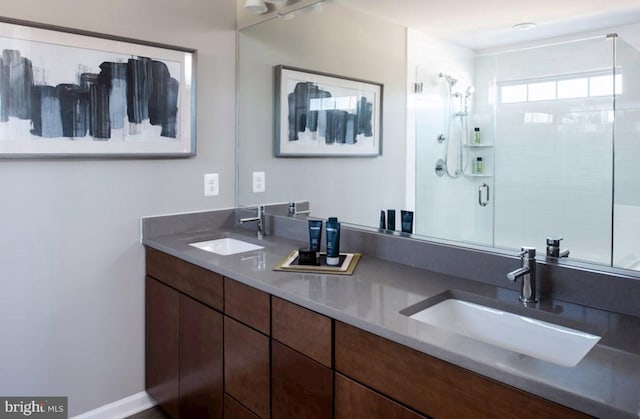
[338,0,640,50]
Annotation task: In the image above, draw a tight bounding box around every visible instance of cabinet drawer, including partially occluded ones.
[146,247,223,311]
[224,278,270,334]
[335,322,590,419]
[335,373,426,419]
[272,297,332,367]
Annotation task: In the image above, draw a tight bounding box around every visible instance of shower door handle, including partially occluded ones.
[478,183,490,207]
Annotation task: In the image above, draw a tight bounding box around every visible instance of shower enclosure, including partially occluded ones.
[414,34,640,270]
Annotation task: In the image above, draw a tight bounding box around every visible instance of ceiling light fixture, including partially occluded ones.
[244,0,268,14]
[264,0,288,3]
[513,22,537,31]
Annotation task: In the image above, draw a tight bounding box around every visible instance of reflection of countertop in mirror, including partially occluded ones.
[142,209,640,419]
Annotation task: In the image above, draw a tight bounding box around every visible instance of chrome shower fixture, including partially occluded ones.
[439,73,458,87]
[465,85,475,97]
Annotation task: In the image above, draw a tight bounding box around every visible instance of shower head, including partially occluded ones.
[439,73,458,87]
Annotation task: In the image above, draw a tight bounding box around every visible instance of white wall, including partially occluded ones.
[0,0,236,415]
[237,2,407,228]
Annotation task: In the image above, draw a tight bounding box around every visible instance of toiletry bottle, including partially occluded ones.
[379,210,386,230]
[475,157,484,174]
[401,210,414,234]
[308,219,323,252]
[387,209,396,231]
[474,127,481,144]
[325,217,341,266]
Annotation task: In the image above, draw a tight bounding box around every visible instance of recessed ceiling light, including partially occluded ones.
[244,0,268,14]
[513,22,537,31]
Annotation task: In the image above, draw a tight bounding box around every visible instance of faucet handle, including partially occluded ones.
[519,246,536,258]
[546,237,563,247]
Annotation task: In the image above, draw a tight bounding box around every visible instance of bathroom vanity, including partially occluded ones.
[142,209,640,419]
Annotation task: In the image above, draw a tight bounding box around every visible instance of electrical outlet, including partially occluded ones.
[253,171,265,193]
[204,173,219,196]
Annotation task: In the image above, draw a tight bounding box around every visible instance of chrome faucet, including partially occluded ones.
[288,201,311,217]
[507,247,538,304]
[240,205,265,240]
[546,237,570,259]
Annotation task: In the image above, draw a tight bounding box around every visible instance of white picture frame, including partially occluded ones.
[274,65,382,157]
[0,17,196,158]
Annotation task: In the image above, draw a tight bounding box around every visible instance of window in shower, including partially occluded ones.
[498,72,622,104]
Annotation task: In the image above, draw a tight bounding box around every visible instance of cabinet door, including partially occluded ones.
[272,340,333,419]
[145,277,180,418]
[335,373,425,419]
[224,393,260,419]
[224,316,270,418]
[180,294,223,419]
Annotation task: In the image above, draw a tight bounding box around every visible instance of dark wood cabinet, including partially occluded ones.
[145,276,180,419]
[224,316,270,418]
[272,297,332,367]
[335,321,590,419]
[145,249,223,419]
[179,294,223,419]
[335,373,426,419]
[272,340,333,419]
[224,277,270,334]
[146,246,223,311]
[146,247,592,419]
[224,394,260,419]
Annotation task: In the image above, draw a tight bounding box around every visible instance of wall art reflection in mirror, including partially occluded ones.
[0,18,196,158]
[274,65,382,157]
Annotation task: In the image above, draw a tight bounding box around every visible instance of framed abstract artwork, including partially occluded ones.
[274,65,382,157]
[0,17,196,158]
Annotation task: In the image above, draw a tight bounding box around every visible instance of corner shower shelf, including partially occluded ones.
[464,144,493,148]
[465,173,493,178]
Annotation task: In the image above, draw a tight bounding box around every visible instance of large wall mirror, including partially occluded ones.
[237,0,640,272]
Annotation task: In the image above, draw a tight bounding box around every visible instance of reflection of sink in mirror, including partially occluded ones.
[403,298,600,367]
[190,238,263,255]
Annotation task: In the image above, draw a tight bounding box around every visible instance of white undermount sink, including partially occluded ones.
[407,299,600,367]
[189,238,263,255]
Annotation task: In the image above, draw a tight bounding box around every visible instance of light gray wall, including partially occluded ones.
[237,2,407,228]
[0,0,236,415]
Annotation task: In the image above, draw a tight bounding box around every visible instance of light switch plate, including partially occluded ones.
[204,173,219,196]
[253,171,265,193]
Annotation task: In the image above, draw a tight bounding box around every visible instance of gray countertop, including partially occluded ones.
[142,218,640,419]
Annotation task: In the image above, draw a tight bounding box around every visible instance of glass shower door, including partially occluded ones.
[613,37,640,270]
[492,36,615,265]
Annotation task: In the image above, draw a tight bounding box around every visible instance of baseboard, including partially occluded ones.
[71,391,156,419]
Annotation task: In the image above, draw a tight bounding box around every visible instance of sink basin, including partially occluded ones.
[405,298,600,367]
[189,238,263,255]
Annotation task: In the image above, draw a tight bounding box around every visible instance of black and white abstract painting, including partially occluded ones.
[0,19,195,157]
[274,65,382,157]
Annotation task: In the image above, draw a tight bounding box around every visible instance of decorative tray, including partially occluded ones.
[274,250,361,275]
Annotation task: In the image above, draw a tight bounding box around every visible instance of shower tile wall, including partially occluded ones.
[410,30,492,246]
